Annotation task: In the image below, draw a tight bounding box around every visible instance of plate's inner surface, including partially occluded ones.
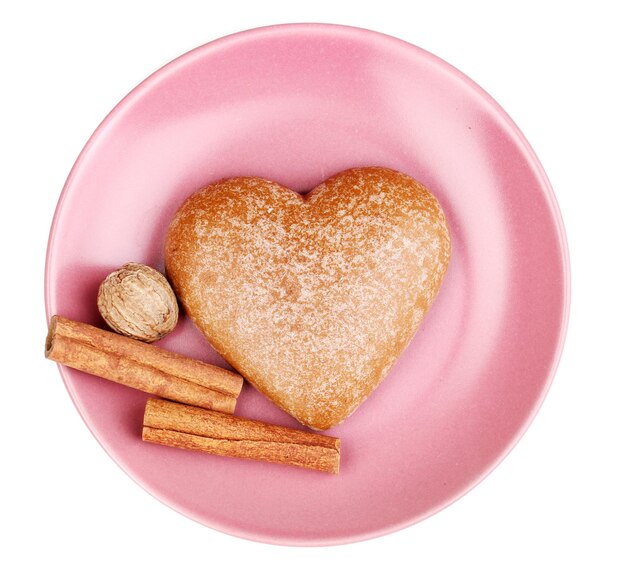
[46,25,568,545]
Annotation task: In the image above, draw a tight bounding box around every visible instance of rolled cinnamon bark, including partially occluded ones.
[142,398,341,474]
[46,315,242,413]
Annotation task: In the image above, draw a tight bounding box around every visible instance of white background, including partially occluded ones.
[1,1,624,563]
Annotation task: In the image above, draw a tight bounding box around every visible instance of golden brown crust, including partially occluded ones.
[165,167,450,429]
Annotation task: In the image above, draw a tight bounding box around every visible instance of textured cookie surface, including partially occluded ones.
[165,167,451,429]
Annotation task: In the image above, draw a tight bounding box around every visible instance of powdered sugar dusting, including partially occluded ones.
[165,167,451,429]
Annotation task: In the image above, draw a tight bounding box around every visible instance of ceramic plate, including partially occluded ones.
[45,24,569,545]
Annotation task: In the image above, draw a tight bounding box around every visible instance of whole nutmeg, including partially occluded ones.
[97,262,179,342]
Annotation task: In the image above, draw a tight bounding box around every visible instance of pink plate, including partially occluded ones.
[45,24,569,545]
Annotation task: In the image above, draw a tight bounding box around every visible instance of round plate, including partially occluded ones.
[45,24,569,545]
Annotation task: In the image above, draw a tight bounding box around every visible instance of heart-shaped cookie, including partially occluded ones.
[165,167,450,429]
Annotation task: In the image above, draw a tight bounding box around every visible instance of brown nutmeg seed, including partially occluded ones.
[97,263,179,342]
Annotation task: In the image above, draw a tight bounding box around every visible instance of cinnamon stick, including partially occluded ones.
[46,315,243,413]
[142,398,341,474]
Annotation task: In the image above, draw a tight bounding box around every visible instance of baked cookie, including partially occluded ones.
[165,167,451,430]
